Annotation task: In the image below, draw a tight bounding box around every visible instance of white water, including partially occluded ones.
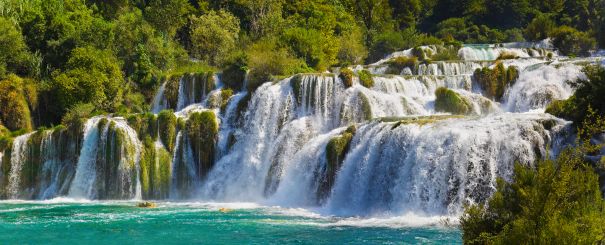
[151,81,168,113]
[2,45,601,221]
[7,133,33,199]
[69,117,104,198]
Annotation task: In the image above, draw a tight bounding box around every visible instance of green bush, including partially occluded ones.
[221,54,248,91]
[358,70,374,88]
[497,51,519,60]
[246,38,310,92]
[434,87,472,115]
[550,26,597,56]
[60,103,95,129]
[339,68,354,88]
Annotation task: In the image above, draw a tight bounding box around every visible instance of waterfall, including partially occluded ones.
[151,81,168,113]
[69,117,103,198]
[0,44,601,220]
[504,62,584,112]
[7,132,33,199]
[68,117,142,200]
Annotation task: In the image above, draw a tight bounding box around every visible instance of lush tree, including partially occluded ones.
[389,0,422,29]
[524,14,556,41]
[189,10,240,66]
[143,0,193,38]
[52,46,124,113]
[0,17,33,78]
[550,26,596,56]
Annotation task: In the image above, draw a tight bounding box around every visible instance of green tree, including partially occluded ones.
[52,46,124,113]
[550,26,596,56]
[189,10,240,66]
[0,17,32,78]
[143,0,193,38]
[524,14,555,41]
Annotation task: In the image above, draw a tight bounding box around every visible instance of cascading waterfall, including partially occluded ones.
[7,133,33,199]
[1,44,601,220]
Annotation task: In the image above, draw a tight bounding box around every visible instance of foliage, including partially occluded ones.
[460,113,605,244]
[0,74,33,131]
[434,87,472,115]
[143,0,193,38]
[524,14,555,41]
[550,26,596,56]
[546,65,605,125]
[190,10,240,66]
[52,46,124,113]
[0,17,33,78]
[245,37,310,92]
[60,103,95,128]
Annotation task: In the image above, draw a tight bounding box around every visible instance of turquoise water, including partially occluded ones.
[0,201,461,244]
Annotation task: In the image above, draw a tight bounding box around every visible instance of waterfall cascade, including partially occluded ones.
[1,43,601,219]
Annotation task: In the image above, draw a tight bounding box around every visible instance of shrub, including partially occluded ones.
[497,51,519,60]
[221,54,248,91]
[60,103,95,129]
[430,45,460,61]
[52,46,124,113]
[358,70,374,88]
[281,27,339,71]
[434,87,472,115]
[550,26,596,56]
[339,68,354,88]
[246,38,310,92]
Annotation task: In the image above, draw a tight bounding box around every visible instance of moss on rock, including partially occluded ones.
[140,136,172,199]
[186,111,219,179]
[358,92,373,121]
[358,70,374,88]
[319,125,356,202]
[435,87,473,115]
[473,63,519,101]
[386,56,418,74]
[157,110,177,152]
[339,68,354,88]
